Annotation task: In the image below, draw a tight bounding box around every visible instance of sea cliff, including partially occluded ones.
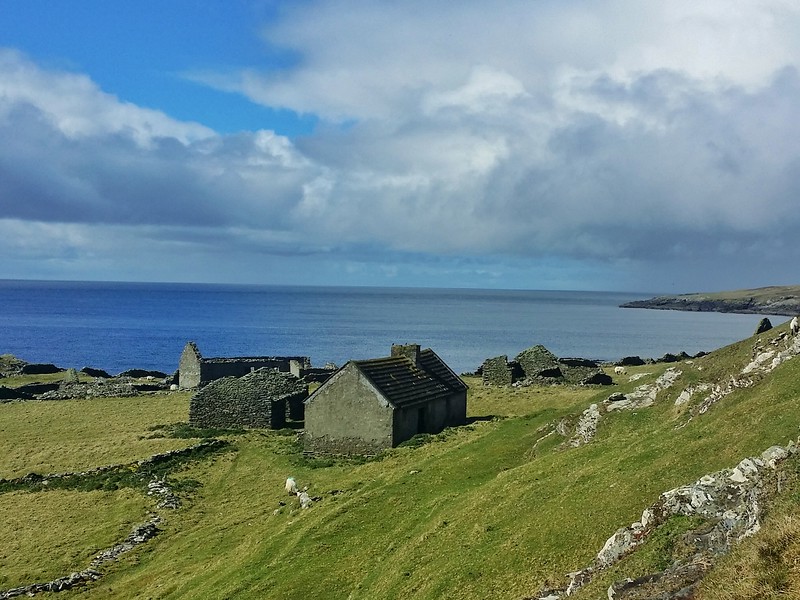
[620,285,800,316]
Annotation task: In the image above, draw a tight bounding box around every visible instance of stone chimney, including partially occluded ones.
[391,343,421,367]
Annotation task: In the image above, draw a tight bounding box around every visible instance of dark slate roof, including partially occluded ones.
[353,356,453,409]
[418,349,469,392]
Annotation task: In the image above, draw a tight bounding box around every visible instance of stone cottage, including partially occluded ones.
[303,344,468,455]
[188,368,308,429]
[178,341,310,389]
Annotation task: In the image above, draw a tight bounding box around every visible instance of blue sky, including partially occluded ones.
[2,1,315,135]
[2,1,800,292]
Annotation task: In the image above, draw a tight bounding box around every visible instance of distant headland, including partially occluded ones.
[620,285,800,316]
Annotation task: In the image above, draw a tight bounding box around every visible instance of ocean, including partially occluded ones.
[0,280,787,376]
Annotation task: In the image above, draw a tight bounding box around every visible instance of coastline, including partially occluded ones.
[620,285,800,317]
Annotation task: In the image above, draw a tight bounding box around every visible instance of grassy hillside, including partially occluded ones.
[2,324,800,598]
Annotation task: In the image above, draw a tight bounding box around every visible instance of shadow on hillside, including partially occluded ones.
[466,415,496,424]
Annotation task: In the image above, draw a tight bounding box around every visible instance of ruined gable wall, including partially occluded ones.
[178,342,202,388]
[482,355,514,386]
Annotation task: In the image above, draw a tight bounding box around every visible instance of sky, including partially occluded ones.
[2,1,800,292]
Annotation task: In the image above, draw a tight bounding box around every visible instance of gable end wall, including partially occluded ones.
[304,364,394,455]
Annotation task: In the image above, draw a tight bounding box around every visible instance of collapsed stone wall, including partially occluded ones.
[0,440,226,599]
[188,368,308,429]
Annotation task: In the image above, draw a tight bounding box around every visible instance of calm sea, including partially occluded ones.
[0,280,788,376]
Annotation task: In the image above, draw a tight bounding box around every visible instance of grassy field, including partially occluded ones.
[0,392,196,478]
[2,324,800,598]
[0,489,148,588]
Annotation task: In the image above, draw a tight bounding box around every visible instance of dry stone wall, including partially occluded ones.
[0,440,227,599]
[481,355,515,386]
[188,368,308,429]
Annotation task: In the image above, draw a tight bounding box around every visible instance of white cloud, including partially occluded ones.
[208,0,800,121]
[4,0,800,290]
[422,65,528,115]
[0,49,213,146]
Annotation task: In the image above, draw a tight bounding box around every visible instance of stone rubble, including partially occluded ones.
[147,478,181,509]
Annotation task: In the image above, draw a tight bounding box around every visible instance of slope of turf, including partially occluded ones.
[2,323,800,598]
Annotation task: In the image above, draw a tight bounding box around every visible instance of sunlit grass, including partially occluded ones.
[0,488,148,588]
[0,393,196,478]
[3,324,800,598]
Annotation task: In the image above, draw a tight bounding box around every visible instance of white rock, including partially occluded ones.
[761,446,789,468]
[597,528,635,567]
[640,508,654,528]
[728,468,749,484]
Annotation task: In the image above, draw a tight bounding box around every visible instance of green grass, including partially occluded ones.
[0,393,198,479]
[0,488,149,588]
[3,324,800,598]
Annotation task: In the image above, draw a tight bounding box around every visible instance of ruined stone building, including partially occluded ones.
[481,344,610,386]
[178,341,310,389]
[188,368,308,430]
[303,344,468,455]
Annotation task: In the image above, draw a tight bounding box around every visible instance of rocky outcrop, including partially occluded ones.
[681,330,800,420]
[605,368,682,413]
[567,404,601,447]
[579,372,612,386]
[618,356,646,367]
[80,367,111,378]
[540,443,797,598]
[20,363,64,375]
[556,368,683,448]
[754,318,773,335]
[0,386,34,401]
